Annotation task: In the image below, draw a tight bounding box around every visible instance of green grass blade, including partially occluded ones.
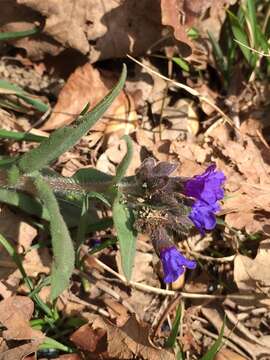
[228,11,253,64]
[17,64,127,174]
[200,318,226,360]
[247,0,258,47]
[114,135,133,184]
[172,57,190,72]
[0,232,53,317]
[39,337,73,353]
[0,129,46,142]
[34,175,75,301]
[0,79,49,112]
[112,192,136,281]
[0,27,39,41]
[165,304,182,348]
[207,31,227,75]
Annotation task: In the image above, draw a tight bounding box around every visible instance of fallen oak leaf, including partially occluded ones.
[71,314,174,360]
[0,296,44,360]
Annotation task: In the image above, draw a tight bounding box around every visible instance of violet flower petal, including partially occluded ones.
[160,246,196,283]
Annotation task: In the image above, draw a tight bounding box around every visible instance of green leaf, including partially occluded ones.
[247,0,258,47]
[0,27,39,41]
[0,79,49,112]
[34,175,75,301]
[39,337,73,353]
[200,317,226,360]
[165,304,182,348]
[114,135,133,184]
[0,188,50,221]
[0,232,53,317]
[0,128,46,142]
[17,65,127,174]
[228,11,253,64]
[72,168,113,184]
[207,31,227,75]
[172,57,190,72]
[112,192,136,281]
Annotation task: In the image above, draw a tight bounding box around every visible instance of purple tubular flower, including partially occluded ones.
[188,201,220,234]
[184,164,226,205]
[160,246,196,283]
[184,164,226,234]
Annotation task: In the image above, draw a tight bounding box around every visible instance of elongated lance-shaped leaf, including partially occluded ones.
[34,174,75,301]
[114,135,133,184]
[0,27,39,41]
[201,317,226,360]
[112,192,136,281]
[17,65,127,174]
[165,303,182,348]
[0,79,49,112]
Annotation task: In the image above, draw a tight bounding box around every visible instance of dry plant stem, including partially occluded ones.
[127,54,235,129]
[93,258,262,300]
[152,294,181,339]
[74,269,136,315]
[66,292,110,318]
[224,308,270,348]
[187,250,235,263]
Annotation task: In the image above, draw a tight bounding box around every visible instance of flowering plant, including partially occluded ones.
[132,159,226,283]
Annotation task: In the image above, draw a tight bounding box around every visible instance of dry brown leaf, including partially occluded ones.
[89,314,174,360]
[0,341,42,360]
[0,296,44,360]
[42,63,137,131]
[0,296,43,341]
[5,0,190,62]
[201,307,270,358]
[234,240,270,291]
[70,323,106,353]
[214,348,248,360]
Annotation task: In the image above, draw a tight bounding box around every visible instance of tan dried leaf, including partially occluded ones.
[234,240,270,291]
[0,296,43,341]
[214,348,248,360]
[90,314,175,360]
[42,63,137,132]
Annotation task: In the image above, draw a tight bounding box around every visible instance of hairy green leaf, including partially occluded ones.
[114,135,133,184]
[112,192,136,281]
[17,65,127,174]
[34,175,75,301]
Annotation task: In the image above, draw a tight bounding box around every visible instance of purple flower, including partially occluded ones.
[160,246,196,283]
[184,164,226,234]
[189,200,220,234]
[184,164,226,205]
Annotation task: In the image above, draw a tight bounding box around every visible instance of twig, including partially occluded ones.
[93,258,263,300]
[187,250,235,263]
[66,292,110,318]
[127,54,235,129]
[195,326,250,359]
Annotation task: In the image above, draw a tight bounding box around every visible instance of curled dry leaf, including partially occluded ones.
[234,240,270,292]
[214,348,248,360]
[71,314,174,360]
[201,307,270,359]
[0,296,44,360]
[4,0,201,61]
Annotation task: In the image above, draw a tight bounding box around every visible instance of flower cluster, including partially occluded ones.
[184,165,226,234]
[131,159,226,283]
